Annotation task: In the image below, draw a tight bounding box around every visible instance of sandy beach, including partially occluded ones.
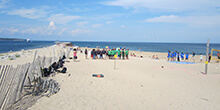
[1,45,220,110]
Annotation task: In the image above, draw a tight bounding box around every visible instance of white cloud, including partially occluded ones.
[103,0,220,12]
[5,7,49,19]
[76,21,88,27]
[71,29,90,36]
[0,0,9,9]
[106,21,114,24]
[58,28,66,36]
[145,15,220,27]
[72,7,94,12]
[145,15,181,23]
[48,14,82,24]
[120,25,125,28]
[7,28,18,34]
[92,24,102,28]
[22,27,44,35]
[48,21,56,30]
[0,27,19,34]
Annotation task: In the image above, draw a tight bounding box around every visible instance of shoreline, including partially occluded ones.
[0,44,218,65]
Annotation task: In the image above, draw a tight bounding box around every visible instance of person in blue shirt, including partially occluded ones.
[167,50,171,61]
[185,52,189,62]
[177,52,180,62]
[180,52,184,61]
[171,52,175,61]
[174,51,178,61]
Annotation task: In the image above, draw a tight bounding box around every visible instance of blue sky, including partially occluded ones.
[0,0,220,43]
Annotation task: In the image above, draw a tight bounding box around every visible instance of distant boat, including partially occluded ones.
[26,39,31,42]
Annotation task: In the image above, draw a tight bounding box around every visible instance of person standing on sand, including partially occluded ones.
[107,49,110,59]
[167,51,171,61]
[177,52,180,62]
[217,52,220,63]
[85,49,88,59]
[200,53,203,63]
[192,52,196,62]
[73,49,77,61]
[171,52,175,61]
[122,49,125,59]
[208,53,211,62]
[117,49,121,59]
[185,52,189,62]
[139,48,142,53]
[97,49,101,59]
[91,49,94,59]
[180,52,184,61]
[101,48,106,59]
[174,51,177,61]
[94,49,97,59]
[126,49,129,59]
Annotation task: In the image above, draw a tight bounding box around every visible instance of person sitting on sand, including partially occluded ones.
[152,55,155,59]
[155,55,159,60]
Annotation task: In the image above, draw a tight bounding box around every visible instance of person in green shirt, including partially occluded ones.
[126,49,129,59]
[108,49,111,59]
[112,48,117,59]
[110,49,114,59]
[117,49,121,59]
[121,49,125,59]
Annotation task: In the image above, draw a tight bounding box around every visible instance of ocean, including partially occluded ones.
[0,41,55,54]
[0,41,220,56]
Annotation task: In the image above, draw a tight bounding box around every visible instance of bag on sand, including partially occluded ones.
[42,68,49,77]
[61,67,67,73]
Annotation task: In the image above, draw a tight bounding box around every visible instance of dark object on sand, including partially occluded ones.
[69,57,73,59]
[92,74,104,78]
[61,67,67,73]
[161,66,164,68]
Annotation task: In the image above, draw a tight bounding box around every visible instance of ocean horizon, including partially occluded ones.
[0,40,220,56]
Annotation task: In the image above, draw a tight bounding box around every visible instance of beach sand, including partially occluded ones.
[1,46,220,110]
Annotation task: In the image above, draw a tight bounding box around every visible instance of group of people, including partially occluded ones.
[84,48,129,60]
[167,51,203,62]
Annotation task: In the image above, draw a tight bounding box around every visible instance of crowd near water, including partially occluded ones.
[167,50,220,63]
[72,47,129,60]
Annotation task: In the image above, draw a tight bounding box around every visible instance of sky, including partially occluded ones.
[0,0,220,43]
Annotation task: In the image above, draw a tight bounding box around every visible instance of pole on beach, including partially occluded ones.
[205,39,209,75]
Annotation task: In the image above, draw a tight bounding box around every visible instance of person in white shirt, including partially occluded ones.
[200,53,203,63]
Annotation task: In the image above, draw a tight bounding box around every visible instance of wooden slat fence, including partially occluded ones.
[0,48,65,110]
